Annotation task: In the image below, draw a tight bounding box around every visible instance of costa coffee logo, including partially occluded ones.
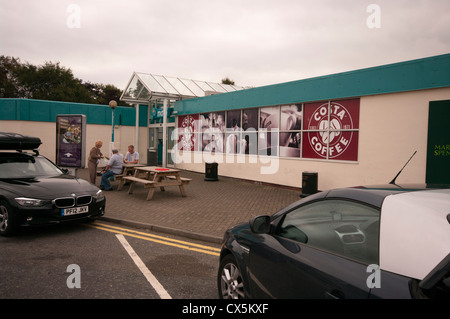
[307,102,354,159]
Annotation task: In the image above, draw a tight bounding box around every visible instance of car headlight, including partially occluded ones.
[15,197,46,207]
[93,189,105,201]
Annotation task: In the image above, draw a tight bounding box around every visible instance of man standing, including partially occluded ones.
[124,144,139,164]
[100,149,123,191]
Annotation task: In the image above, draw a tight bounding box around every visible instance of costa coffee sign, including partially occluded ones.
[303,99,359,161]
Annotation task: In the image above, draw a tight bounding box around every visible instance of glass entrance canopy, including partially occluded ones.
[121,72,251,103]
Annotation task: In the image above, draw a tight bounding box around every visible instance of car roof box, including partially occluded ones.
[0,132,42,150]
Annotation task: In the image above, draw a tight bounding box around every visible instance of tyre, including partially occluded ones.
[0,200,18,236]
[217,254,246,299]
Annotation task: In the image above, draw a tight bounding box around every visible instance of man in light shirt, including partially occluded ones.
[100,149,124,191]
[124,145,139,164]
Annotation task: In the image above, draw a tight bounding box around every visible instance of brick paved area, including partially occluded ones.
[77,168,301,243]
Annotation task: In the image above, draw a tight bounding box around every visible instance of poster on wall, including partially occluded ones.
[302,99,359,161]
[177,114,199,151]
[226,110,241,154]
[242,108,259,155]
[259,106,279,156]
[200,112,225,153]
[56,114,86,168]
[280,104,302,157]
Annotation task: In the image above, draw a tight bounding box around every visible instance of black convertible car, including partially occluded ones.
[0,132,106,236]
[218,184,450,299]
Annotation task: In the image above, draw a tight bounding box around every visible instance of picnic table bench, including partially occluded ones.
[120,166,191,200]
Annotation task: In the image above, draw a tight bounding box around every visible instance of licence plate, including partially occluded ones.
[62,206,89,216]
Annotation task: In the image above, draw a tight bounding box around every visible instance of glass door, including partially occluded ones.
[157,127,163,166]
[148,125,176,167]
[148,127,157,166]
[167,126,175,167]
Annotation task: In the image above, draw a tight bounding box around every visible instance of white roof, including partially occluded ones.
[120,72,251,103]
[379,189,450,280]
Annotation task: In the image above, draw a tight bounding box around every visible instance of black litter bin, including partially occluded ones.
[301,172,318,197]
[205,162,218,181]
[147,148,157,166]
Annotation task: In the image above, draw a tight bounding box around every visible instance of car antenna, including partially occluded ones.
[389,151,417,185]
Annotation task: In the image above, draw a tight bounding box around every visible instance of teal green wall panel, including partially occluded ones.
[0,99,148,127]
[87,106,108,125]
[17,99,31,121]
[29,100,51,122]
[175,54,450,115]
[50,103,71,121]
[139,106,148,127]
[0,99,17,120]
[72,104,89,121]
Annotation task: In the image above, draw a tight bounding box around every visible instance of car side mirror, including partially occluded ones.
[61,168,69,175]
[250,215,271,234]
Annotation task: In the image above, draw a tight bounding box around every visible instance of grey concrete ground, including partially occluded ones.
[77,168,301,243]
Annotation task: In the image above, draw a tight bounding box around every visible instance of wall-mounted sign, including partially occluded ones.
[56,115,86,168]
[175,99,360,162]
[151,107,173,120]
[303,99,360,161]
[426,100,450,184]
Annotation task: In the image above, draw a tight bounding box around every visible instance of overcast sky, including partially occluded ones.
[1,0,449,91]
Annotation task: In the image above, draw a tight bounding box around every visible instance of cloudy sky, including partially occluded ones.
[1,0,449,91]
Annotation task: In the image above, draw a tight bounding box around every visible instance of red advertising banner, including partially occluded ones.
[303,99,359,161]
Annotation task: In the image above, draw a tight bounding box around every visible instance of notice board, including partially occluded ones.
[56,114,86,168]
[426,100,450,185]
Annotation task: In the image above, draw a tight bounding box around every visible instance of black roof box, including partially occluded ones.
[0,132,42,150]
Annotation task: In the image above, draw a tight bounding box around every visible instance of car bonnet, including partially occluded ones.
[379,189,450,280]
[0,175,97,199]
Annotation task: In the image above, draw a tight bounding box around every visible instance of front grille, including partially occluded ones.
[53,195,92,208]
[54,197,75,208]
[77,195,92,206]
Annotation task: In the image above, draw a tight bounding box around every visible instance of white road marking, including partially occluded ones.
[116,234,172,299]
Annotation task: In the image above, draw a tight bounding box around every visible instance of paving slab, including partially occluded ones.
[76,168,301,243]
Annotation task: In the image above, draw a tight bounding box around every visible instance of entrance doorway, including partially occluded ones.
[148,125,175,167]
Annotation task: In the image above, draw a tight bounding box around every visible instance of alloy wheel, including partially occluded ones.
[0,204,9,233]
[220,260,245,299]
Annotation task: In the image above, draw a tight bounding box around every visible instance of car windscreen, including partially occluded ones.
[0,155,63,178]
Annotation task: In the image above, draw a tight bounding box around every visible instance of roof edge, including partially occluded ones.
[175,53,450,115]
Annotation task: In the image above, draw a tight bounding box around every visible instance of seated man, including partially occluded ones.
[124,144,139,164]
[100,149,124,191]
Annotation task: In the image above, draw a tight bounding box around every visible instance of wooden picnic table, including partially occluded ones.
[121,166,191,200]
[117,163,145,190]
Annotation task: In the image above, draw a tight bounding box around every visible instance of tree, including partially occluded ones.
[0,56,22,98]
[0,56,128,106]
[83,82,126,106]
[221,77,235,85]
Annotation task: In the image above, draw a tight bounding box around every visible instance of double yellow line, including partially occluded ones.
[86,222,221,256]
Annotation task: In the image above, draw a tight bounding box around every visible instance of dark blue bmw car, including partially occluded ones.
[0,132,106,236]
[218,185,450,299]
